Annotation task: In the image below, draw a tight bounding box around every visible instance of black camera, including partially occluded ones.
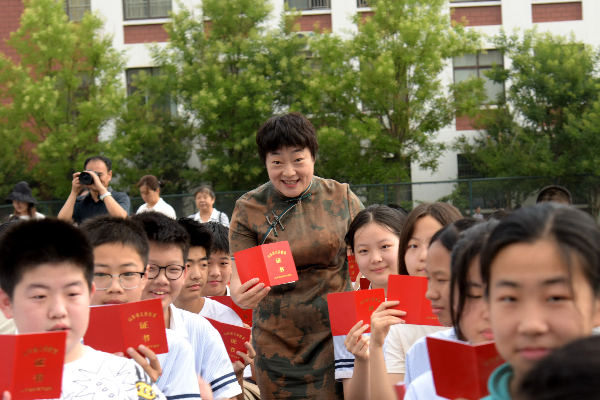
[79,171,98,186]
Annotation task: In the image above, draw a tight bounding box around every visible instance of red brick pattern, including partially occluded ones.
[297,14,332,32]
[359,11,374,24]
[456,115,477,131]
[0,0,24,64]
[124,24,169,44]
[451,6,502,27]
[532,2,582,23]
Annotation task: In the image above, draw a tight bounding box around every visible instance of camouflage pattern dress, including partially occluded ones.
[229,176,363,400]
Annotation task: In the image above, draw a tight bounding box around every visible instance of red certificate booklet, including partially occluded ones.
[210,296,253,327]
[327,288,385,336]
[0,331,66,400]
[234,241,298,287]
[359,277,371,290]
[205,318,251,364]
[394,382,406,400]
[427,337,504,400]
[84,298,168,356]
[348,255,359,281]
[387,275,442,326]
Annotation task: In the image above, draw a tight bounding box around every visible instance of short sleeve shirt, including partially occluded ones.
[73,187,130,224]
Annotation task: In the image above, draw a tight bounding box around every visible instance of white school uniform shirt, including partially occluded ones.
[188,208,230,227]
[404,371,444,400]
[156,329,201,399]
[333,333,371,381]
[404,328,456,387]
[137,198,177,219]
[55,346,166,400]
[168,304,242,400]
[384,324,448,374]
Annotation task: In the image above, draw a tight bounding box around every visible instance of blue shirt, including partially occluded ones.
[73,187,130,224]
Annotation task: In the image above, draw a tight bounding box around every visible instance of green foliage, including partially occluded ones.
[152,0,309,191]
[0,0,125,199]
[299,0,484,184]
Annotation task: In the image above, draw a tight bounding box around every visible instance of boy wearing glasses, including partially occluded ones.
[131,212,242,400]
[82,215,201,400]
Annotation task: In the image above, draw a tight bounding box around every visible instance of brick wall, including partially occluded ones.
[451,6,502,27]
[532,2,582,23]
[0,0,24,64]
[124,24,169,44]
[297,14,332,32]
[456,115,477,131]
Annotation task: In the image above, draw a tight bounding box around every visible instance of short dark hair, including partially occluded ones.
[204,222,230,255]
[81,215,150,267]
[256,112,319,164]
[480,203,600,297]
[536,185,572,205]
[84,155,112,172]
[450,220,499,341]
[345,204,405,251]
[398,202,463,275]
[429,217,479,252]
[486,208,511,221]
[520,335,600,400]
[387,204,409,217]
[193,185,215,199]
[136,175,165,191]
[0,219,94,300]
[177,218,213,256]
[131,212,190,263]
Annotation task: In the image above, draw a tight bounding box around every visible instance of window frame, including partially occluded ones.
[453,50,505,104]
[122,0,173,21]
[285,0,331,11]
[64,0,91,22]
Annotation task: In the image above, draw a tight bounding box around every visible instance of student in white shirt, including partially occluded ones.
[405,221,498,399]
[136,175,177,219]
[0,219,165,400]
[132,212,242,400]
[403,218,480,386]
[83,215,200,399]
[369,203,462,400]
[188,185,229,227]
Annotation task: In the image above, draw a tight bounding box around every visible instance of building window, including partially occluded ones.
[357,0,369,7]
[450,0,499,2]
[457,154,483,180]
[453,50,504,103]
[126,68,176,115]
[285,0,331,11]
[123,0,172,20]
[64,0,91,22]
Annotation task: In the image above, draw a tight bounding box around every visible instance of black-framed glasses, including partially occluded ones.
[147,264,185,280]
[94,272,145,290]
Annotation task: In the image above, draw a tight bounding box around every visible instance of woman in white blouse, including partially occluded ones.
[188,185,229,226]
[136,175,176,219]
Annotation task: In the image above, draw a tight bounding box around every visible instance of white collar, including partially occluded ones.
[168,304,188,338]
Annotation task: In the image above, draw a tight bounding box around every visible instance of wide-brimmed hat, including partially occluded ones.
[5,181,38,204]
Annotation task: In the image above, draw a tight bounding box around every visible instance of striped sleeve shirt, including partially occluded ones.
[156,329,201,400]
[169,305,242,400]
[333,333,371,381]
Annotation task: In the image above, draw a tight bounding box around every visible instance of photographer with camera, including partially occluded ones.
[58,156,130,224]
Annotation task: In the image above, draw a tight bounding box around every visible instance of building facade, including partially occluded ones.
[1,0,598,198]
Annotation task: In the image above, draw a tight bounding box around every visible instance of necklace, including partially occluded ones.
[260,181,313,245]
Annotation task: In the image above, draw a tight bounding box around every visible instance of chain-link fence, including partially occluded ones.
[2,176,599,222]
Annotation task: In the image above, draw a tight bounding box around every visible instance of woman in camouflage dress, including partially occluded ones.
[229,113,363,399]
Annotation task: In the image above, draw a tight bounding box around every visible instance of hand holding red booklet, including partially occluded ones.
[387,275,442,326]
[210,296,253,327]
[84,298,168,356]
[205,318,252,363]
[427,337,504,400]
[348,255,359,281]
[0,331,66,400]
[327,288,385,336]
[234,241,298,287]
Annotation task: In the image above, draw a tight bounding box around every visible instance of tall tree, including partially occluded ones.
[299,0,484,185]
[0,0,125,199]
[154,0,309,191]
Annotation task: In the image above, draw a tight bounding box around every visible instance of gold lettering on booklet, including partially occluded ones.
[274,273,292,280]
[276,258,282,264]
[33,374,44,383]
[22,346,59,357]
[483,354,503,367]
[128,311,158,322]
[140,321,149,329]
[267,250,287,259]
[34,358,46,367]
[230,347,236,354]
[225,332,246,339]
[359,298,379,306]
[143,334,151,342]
[20,387,53,393]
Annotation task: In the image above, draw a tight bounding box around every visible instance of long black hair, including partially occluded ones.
[345,204,406,251]
[480,203,600,297]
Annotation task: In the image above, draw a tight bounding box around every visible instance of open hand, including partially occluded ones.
[126,345,162,383]
[232,278,270,309]
[370,301,406,348]
[344,320,370,361]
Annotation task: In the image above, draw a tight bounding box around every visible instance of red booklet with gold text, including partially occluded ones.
[427,337,504,400]
[327,288,385,336]
[205,318,251,363]
[209,296,253,327]
[84,298,168,356]
[234,241,298,287]
[348,255,359,281]
[0,331,66,400]
[387,275,442,326]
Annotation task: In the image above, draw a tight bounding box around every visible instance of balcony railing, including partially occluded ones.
[357,0,369,7]
[286,0,331,11]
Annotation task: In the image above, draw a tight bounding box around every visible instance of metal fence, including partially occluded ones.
[2,176,599,222]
